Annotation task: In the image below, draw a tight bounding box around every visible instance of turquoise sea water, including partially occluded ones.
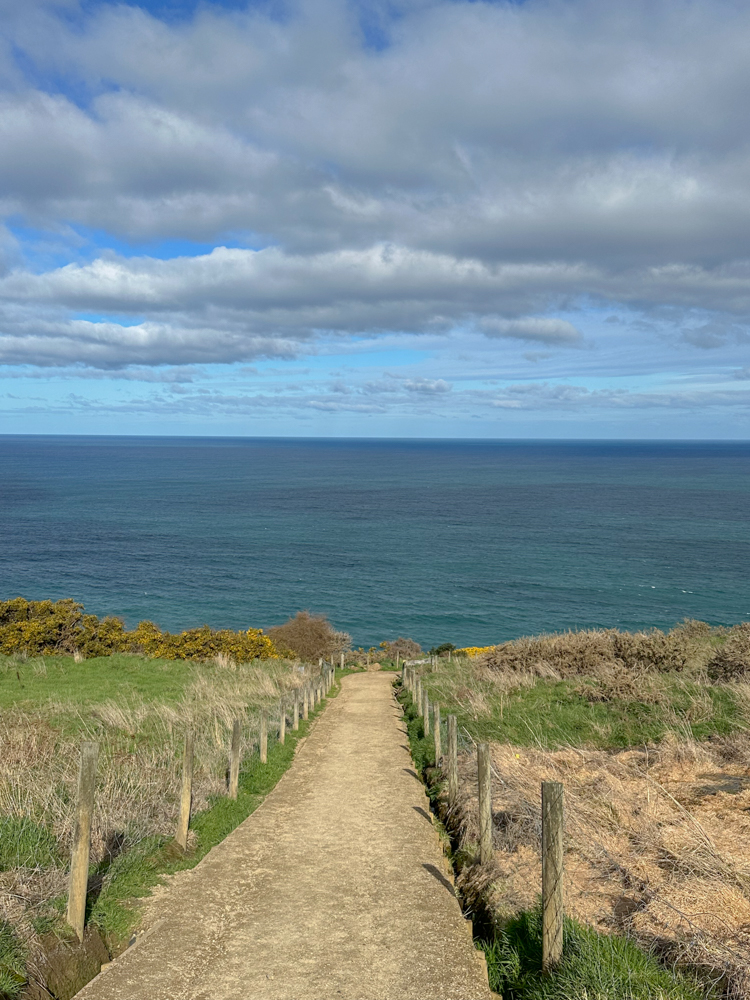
[1,437,748,649]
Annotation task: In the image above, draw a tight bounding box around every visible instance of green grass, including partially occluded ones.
[0,653,197,712]
[0,817,60,870]
[478,908,711,1000]
[0,921,26,999]
[421,669,741,751]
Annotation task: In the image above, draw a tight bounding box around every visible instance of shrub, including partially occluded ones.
[267,611,350,662]
[707,622,750,681]
[429,642,456,656]
[480,628,690,678]
[0,598,278,662]
[381,637,422,659]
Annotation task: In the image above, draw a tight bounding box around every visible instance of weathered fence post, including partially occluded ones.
[423,691,430,736]
[260,712,268,764]
[478,742,492,864]
[293,692,300,730]
[447,715,458,802]
[542,781,565,971]
[279,701,286,745]
[66,741,99,941]
[229,719,241,799]
[303,684,309,720]
[434,702,441,764]
[416,677,423,716]
[175,730,194,851]
[340,651,345,670]
[396,651,400,672]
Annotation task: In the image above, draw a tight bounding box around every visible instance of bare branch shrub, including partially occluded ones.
[382,638,422,659]
[267,611,351,662]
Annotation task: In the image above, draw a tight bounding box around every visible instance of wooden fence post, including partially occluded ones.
[175,730,194,851]
[279,701,286,745]
[447,715,458,802]
[340,651,345,670]
[396,651,400,672]
[478,742,492,864]
[542,781,565,971]
[66,741,99,941]
[303,684,309,720]
[434,702,441,764]
[260,712,268,764]
[416,677,423,716]
[423,691,430,736]
[228,719,241,799]
[293,692,300,730]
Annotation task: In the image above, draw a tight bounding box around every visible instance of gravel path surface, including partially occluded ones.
[76,672,493,1000]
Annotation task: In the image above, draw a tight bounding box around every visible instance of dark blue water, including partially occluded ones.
[1,437,748,648]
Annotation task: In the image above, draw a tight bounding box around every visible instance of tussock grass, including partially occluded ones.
[0,653,337,995]
[480,907,710,1000]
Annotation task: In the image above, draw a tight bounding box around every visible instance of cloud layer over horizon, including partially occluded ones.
[0,0,749,433]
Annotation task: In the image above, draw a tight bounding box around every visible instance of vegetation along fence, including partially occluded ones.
[398,660,750,998]
[63,665,335,943]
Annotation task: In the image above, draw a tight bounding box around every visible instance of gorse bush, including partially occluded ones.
[707,622,750,681]
[480,626,699,678]
[0,598,278,662]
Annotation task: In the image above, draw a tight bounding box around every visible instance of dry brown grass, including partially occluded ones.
[449,730,750,997]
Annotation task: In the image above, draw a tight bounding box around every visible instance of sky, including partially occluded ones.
[0,0,749,437]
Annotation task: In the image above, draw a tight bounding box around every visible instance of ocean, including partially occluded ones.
[1,437,748,649]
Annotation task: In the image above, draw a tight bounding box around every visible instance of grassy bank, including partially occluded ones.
[417,625,745,751]
[0,653,349,998]
[397,683,718,1000]
[398,623,750,998]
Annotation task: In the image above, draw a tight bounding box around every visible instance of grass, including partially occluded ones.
[417,638,744,752]
[0,653,219,713]
[0,921,26,999]
[451,676,739,750]
[478,908,711,1000]
[396,679,728,1000]
[0,655,351,996]
[0,817,60,871]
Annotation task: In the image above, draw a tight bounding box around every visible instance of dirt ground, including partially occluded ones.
[74,672,493,1000]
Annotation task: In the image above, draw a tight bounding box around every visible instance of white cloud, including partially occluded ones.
[1,0,750,394]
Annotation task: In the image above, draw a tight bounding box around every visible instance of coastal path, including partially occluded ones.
[75,671,493,1000]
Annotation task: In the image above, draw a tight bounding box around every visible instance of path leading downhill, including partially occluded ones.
[76,672,493,1000]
